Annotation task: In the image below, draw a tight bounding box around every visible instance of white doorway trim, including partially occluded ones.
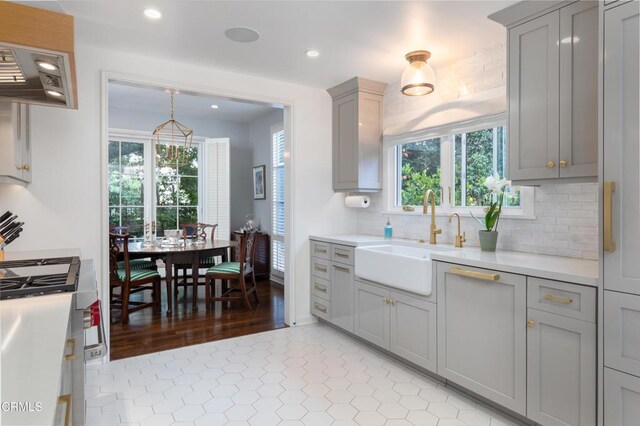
[100,71,295,362]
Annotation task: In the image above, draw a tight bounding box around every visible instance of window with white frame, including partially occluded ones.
[385,116,533,218]
[271,124,285,277]
[108,130,205,239]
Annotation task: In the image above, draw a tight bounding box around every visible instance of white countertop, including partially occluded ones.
[310,234,599,287]
[0,293,73,426]
[2,247,81,261]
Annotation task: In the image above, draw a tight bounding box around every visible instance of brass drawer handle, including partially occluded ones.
[604,181,616,252]
[335,252,350,258]
[560,160,568,167]
[58,394,72,426]
[449,267,500,281]
[333,265,350,273]
[544,294,574,304]
[547,160,555,168]
[314,303,327,314]
[314,284,327,293]
[527,320,535,328]
[315,247,328,254]
[314,265,327,273]
[64,338,76,361]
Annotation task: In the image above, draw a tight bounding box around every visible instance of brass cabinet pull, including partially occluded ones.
[547,160,555,168]
[315,247,328,254]
[390,299,396,306]
[604,181,616,252]
[333,265,350,273]
[57,394,72,426]
[544,294,573,304]
[22,164,30,171]
[314,303,327,314]
[314,265,327,273]
[559,160,568,167]
[335,252,349,258]
[449,267,500,281]
[527,320,535,328]
[314,284,327,293]
[64,338,76,361]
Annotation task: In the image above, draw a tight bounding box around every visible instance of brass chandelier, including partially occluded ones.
[153,91,193,167]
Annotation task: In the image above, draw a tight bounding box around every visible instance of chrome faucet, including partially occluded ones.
[423,189,442,244]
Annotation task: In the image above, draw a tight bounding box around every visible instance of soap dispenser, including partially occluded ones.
[384,218,393,240]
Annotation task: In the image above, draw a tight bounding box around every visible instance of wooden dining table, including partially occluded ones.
[127,239,236,315]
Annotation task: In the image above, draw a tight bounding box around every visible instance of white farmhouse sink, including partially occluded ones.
[355,243,456,296]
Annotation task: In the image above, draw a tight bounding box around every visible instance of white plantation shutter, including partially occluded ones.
[271,125,285,277]
[204,138,230,239]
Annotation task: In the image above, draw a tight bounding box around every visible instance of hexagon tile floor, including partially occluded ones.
[86,323,522,426]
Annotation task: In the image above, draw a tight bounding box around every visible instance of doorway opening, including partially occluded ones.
[105,79,288,360]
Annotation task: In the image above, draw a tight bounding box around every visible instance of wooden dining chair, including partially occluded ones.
[109,233,161,325]
[110,225,157,270]
[204,230,259,309]
[173,223,218,296]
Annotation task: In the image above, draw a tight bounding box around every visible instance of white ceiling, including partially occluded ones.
[40,0,515,90]
[108,81,279,122]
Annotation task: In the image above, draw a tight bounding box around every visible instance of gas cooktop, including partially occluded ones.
[0,257,80,300]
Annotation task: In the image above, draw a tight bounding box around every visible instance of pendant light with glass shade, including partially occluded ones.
[401,50,435,96]
[153,91,194,167]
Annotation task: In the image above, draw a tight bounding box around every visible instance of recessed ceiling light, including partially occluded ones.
[143,8,162,19]
[225,27,260,43]
[306,50,320,58]
[46,89,63,98]
[36,60,58,71]
[210,104,219,109]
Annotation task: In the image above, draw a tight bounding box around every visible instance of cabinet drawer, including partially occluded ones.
[310,240,331,260]
[604,367,640,425]
[331,244,354,265]
[528,278,596,323]
[311,296,330,321]
[311,276,330,301]
[311,257,330,280]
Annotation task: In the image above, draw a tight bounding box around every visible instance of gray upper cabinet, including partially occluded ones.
[494,1,598,184]
[527,308,596,426]
[603,0,640,295]
[437,262,527,415]
[327,77,387,192]
[558,1,598,178]
[508,11,560,182]
[0,102,31,185]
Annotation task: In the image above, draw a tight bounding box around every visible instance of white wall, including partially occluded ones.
[357,41,598,260]
[248,109,284,235]
[0,41,358,329]
[108,105,254,232]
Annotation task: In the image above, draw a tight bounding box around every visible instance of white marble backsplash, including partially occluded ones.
[356,183,598,260]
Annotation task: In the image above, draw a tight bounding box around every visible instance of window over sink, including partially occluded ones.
[385,115,534,218]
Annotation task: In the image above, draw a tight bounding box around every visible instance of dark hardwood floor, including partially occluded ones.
[109,278,286,360]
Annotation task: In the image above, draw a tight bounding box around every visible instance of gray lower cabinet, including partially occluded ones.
[354,280,389,348]
[604,367,640,426]
[437,262,527,415]
[389,290,437,372]
[604,291,640,377]
[354,279,436,371]
[330,262,354,333]
[526,308,596,426]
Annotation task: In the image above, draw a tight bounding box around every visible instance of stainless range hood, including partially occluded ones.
[0,44,75,108]
[0,2,77,109]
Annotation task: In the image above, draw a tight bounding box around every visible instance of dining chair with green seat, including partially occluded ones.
[110,225,157,271]
[173,222,218,297]
[204,229,259,309]
[109,232,162,325]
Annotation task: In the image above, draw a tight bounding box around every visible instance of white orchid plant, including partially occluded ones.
[471,174,511,232]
